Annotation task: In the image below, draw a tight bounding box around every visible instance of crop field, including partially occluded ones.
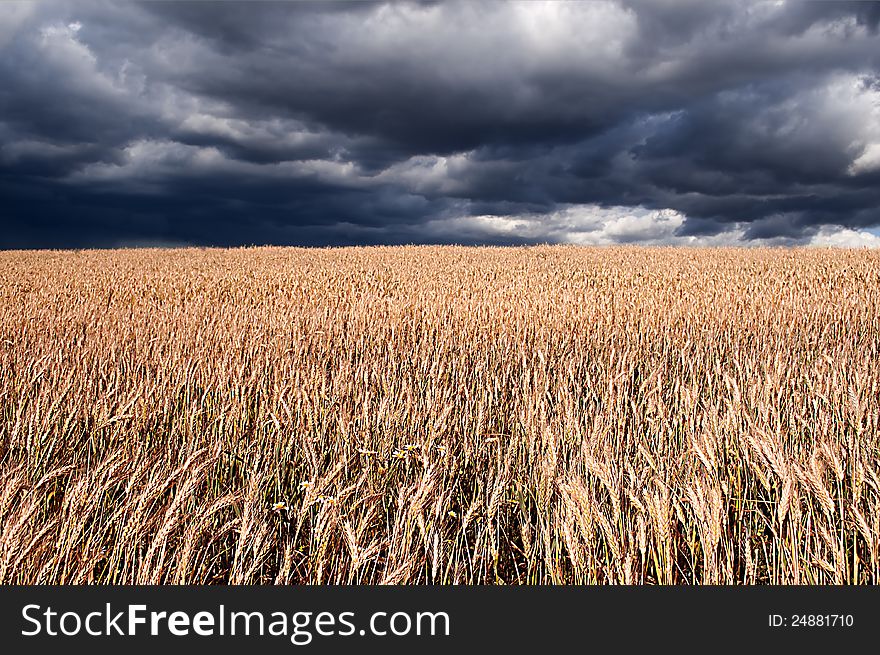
[0,246,878,584]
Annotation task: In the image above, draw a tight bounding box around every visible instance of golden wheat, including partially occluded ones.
[1,246,878,584]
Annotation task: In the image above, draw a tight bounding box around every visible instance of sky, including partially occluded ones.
[2,0,880,249]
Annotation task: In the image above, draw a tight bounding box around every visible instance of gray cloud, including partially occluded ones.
[2,0,880,248]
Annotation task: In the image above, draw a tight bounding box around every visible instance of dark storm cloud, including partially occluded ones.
[2,0,880,248]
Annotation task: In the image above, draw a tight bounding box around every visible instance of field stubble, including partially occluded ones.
[1,245,878,584]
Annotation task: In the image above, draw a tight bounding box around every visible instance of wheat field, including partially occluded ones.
[0,246,878,584]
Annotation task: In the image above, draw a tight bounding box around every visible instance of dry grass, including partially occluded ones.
[1,245,878,584]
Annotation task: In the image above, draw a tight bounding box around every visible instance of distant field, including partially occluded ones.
[1,246,878,584]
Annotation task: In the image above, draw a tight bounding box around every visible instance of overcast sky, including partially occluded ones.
[2,0,880,249]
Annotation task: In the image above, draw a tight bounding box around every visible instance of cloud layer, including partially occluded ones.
[2,0,880,248]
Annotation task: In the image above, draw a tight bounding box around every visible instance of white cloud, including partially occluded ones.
[849,142,880,175]
[34,19,131,102]
[425,205,681,244]
[0,1,35,48]
[376,153,473,195]
[425,205,722,245]
[808,226,880,248]
[843,75,880,175]
[424,204,880,247]
[69,139,215,190]
[68,137,362,190]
